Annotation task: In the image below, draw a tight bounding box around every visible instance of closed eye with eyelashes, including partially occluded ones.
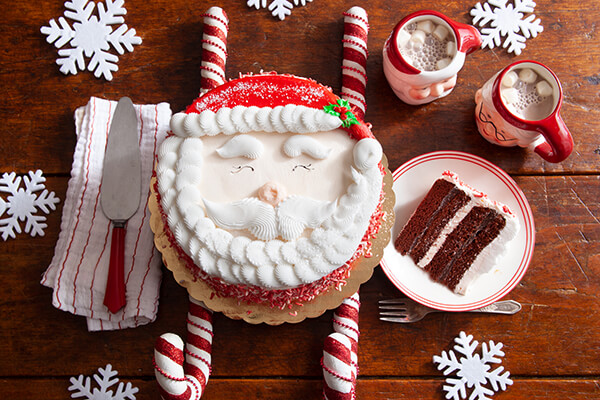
[292,163,314,172]
[230,165,255,174]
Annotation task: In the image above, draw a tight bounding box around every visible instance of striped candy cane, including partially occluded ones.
[154,296,213,400]
[200,7,229,95]
[322,292,361,400]
[341,6,369,121]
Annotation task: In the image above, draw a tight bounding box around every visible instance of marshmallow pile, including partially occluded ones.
[501,68,554,119]
[397,19,455,71]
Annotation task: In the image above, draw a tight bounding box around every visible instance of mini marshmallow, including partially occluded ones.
[436,57,452,70]
[397,28,411,47]
[501,88,520,104]
[410,30,426,45]
[536,80,553,97]
[518,68,537,84]
[502,71,519,87]
[416,20,435,34]
[446,41,456,56]
[432,24,449,41]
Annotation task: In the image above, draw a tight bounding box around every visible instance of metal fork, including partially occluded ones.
[378,298,521,323]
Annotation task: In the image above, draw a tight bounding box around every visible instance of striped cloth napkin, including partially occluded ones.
[41,97,172,331]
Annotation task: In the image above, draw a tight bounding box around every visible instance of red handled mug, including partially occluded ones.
[383,10,482,105]
[475,60,573,163]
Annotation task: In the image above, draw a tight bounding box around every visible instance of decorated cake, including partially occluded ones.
[150,73,394,323]
[394,170,519,294]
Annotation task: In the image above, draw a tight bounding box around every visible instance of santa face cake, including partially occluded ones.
[152,74,392,321]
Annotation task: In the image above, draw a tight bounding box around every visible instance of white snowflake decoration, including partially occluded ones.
[69,364,138,400]
[433,331,513,400]
[470,0,543,55]
[247,0,313,20]
[0,170,60,241]
[41,0,142,80]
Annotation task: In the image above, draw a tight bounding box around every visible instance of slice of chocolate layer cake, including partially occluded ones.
[395,170,519,294]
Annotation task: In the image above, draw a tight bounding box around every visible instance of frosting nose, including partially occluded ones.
[257,181,287,207]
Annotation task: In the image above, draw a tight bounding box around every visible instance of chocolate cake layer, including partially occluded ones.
[442,212,506,290]
[424,206,493,281]
[394,178,454,254]
[409,187,470,263]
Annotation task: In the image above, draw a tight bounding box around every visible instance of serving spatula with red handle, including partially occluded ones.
[100,97,142,313]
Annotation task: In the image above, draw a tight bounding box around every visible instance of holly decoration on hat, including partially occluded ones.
[324,99,359,128]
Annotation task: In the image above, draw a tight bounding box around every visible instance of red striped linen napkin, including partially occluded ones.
[41,97,172,331]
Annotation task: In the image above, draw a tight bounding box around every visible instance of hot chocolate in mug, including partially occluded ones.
[475,60,573,163]
[383,10,482,105]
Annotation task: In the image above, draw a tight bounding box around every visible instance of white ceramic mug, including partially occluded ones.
[383,10,482,105]
[475,60,573,163]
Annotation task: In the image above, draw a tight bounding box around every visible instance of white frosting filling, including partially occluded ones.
[157,106,383,290]
[417,202,476,269]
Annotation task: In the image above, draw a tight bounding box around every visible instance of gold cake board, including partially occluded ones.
[148,156,395,325]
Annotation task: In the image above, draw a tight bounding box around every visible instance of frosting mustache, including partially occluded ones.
[203,195,336,241]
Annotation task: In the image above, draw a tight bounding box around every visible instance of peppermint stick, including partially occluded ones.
[154,297,213,400]
[323,13,366,396]
[341,7,369,120]
[322,292,360,400]
[200,7,229,95]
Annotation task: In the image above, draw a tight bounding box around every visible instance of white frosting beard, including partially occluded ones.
[157,105,384,290]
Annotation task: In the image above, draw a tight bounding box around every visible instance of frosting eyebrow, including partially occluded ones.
[283,135,332,159]
[216,134,264,159]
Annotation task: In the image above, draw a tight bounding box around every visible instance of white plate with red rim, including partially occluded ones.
[380,150,534,311]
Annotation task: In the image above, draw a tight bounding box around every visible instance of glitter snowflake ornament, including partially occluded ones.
[0,170,60,241]
[247,0,313,20]
[433,331,513,400]
[41,0,142,80]
[470,0,543,55]
[69,364,138,400]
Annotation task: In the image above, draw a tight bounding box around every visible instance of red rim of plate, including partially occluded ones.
[379,150,535,311]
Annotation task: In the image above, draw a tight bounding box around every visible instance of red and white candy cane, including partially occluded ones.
[200,7,229,95]
[341,6,369,120]
[322,292,361,400]
[322,8,369,399]
[153,8,224,399]
[154,296,213,400]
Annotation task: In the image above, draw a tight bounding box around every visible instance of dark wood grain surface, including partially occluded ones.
[1,0,599,399]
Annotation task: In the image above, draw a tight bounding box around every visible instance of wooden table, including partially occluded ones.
[1,0,599,398]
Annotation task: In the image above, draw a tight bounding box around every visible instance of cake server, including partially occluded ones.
[100,97,141,313]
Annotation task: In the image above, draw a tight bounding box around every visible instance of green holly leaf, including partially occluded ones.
[341,111,359,128]
[323,104,340,117]
[323,99,360,128]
